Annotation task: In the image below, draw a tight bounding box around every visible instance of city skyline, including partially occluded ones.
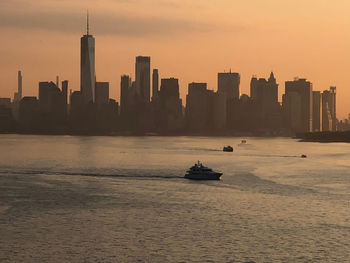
[0,0,349,118]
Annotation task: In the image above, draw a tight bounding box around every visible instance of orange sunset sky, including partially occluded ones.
[0,0,349,118]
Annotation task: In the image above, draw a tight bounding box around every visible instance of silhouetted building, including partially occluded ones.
[69,91,84,123]
[312,91,322,132]
[39,81,67,128]
[119,74,147,131]
[135,56,151,102]
[213,92,227,130]
[155,78,183,132]
[0,98,11,108]
[186,83,214,132]
[322,87,336,131]
[95,82,109,105]
[69,90,97,133]
[250,72,278,106]
[14,71,22,102]
[218,71,240,99]
[81,14,96,104]
[249,72,281,132]
[120,75,131,117]
[250,76,258,100]
[12,70,23,120]
[19,97,40,131]
[152,69,159,101]
[227,95,260,133]
[61,80,68,118]
[0,98,14,131]
[62,81,68,104]
[284,78,313,133]
[322,87,336,132]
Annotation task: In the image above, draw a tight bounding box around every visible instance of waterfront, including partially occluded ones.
[0,135,349,262]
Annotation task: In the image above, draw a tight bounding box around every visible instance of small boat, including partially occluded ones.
[185,161,222,180]
[223,146,233,152]
[301,154,307,158]
[241,139,247,144]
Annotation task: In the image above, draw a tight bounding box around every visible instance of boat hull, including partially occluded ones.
[184,172,222,180]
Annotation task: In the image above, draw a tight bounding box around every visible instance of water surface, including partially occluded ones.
[0,135,349,262]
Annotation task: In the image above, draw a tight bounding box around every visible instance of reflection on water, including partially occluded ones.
[0,135,349,262]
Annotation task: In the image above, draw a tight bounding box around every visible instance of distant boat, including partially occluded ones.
[301,154,307,158]
[241,139,247,144]
[223,146,233,152]
[185,161,222,180]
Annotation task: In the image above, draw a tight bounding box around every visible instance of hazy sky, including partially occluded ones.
[0,0,349,118]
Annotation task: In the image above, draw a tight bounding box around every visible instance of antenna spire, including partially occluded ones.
[87,10,89,35]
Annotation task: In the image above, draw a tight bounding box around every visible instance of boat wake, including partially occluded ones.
[0,168,183,180]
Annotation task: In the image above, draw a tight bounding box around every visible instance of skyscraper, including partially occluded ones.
[95,82,109,105]
[152,69,159,101]
[80,13,96,104]
[17,70,22,100]
[218,71,240,99]
[157,78,183,131]
[285,78,313,133]
[322,87,337,131]
[135,56,151,102]
[14,71,22,103]
[250,72,278,104]
[120,75,131,116]
[312,91,322,132]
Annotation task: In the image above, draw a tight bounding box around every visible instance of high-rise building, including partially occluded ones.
[95,82,109,105]
[17,71,22,100]
[135,56,151,102]
[120,75,131,116]
[250,76,258,100]
[38,81,67,125]
[284,78,313,133]
[157,78,183,131]
[218,72,240,99]
[61,80,68,106]
[213,92,227,130]
[61,80,68,118]
[14,71,23,102]
[159,78,180,99]
[186,83,214,131]
[250,72,278,104]
[80,13,96,104]
[312,91,322,132]
[19,97,40,130]
[322,87,336,131]
[152,69,159,101]
[249,72,280,131]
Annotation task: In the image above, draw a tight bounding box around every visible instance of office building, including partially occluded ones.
[250,72,278,105]
[95,82,109,105]
[284,78,313,133]
[322,87,336,131]
[39,81,67,126]
[186,83,214,132]
[80,14,96,104]
[312,91,322,132]
[135,56,151,102]
[14,71,22,102]
[157,78,183,131]
[120,75,131,116]
[19,97,40,130]
[218,71,240,99]
[152,69,159,101]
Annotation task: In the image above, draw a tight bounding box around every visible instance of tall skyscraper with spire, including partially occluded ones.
[80,12,96,104]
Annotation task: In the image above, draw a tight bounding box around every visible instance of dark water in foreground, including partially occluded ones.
[0,135,349,262]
